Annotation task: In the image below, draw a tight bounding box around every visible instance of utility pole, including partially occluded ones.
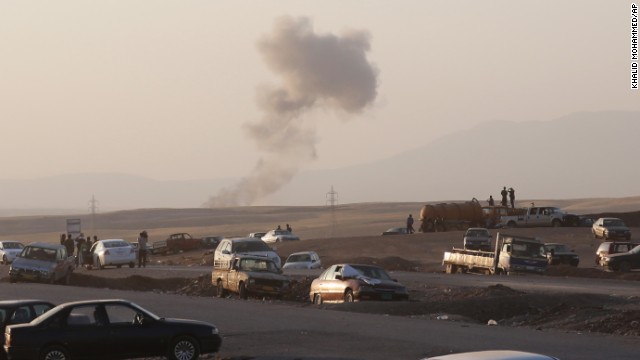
[88,195,99,235]
[325,185,338,238]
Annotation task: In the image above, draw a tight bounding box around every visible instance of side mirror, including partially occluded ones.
[335,275,343,280]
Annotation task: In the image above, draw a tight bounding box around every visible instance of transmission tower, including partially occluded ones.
[325,185,338,238]
[88,195,99,235]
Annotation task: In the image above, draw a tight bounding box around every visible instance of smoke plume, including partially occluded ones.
[207,16,378,207]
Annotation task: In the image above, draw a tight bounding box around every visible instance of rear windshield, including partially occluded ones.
[234,240,271,252]
[287,254,311,262]
[104,241,130,248]
[3,242,24,249]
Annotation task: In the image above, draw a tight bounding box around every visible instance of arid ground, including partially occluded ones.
[1,199,640,343]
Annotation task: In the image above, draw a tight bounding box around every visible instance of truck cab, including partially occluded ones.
[499,207,565,228]
[497,236,548,274]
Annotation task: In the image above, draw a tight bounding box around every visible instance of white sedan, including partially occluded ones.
[261,230,300,243]
[283,251,322,270]
[89,239,136,269]
[423,350,559,360]
[0,241,24,264]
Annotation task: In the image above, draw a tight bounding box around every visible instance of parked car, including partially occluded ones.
[248,232,266,239]
[261,229,300,243]
[0,241,24,265]
[595,241,639,265]
[4,299,222,360]
[0,300,55,360]
[212,255,291,299]
[600,244,640,272]
[151,232,202,255]
[201,236,224,249]
[89,239,136,270]
[463,228,492,250]
[543,243,579,266]
[381,227,409,235]
[592,217,631,240]
[309,263,409,304]
[8,243,75,285]
[423,350,559,360]
[214,237,281,269]
[283,251,322,270]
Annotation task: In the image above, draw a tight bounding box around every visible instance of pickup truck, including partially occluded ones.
[442,233,548,275]
[212,255,291,299]
[151,232,202,255]
[8,243,76,285]
[498,207,566,228]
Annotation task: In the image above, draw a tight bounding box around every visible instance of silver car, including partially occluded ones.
[261,230,300,243]
[214,237,281,269]
[0,241,25,264]
[283,251,322,270]
[423,350,559,360]
[592,217,631,240]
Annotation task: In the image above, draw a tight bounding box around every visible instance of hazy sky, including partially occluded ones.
[2,1,638,185]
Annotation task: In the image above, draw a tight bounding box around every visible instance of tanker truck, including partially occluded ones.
[419,198,485,232]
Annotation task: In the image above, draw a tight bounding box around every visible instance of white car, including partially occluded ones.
[423,350,559,360]
[0,241,25,265]
[89,239,136,269]
[261,230,300,243]
[214,237,281,269]
[283,251,322,270]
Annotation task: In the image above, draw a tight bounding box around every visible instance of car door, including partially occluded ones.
[318,265,346,302]
[62,305,112,358]
[101,303,160,358]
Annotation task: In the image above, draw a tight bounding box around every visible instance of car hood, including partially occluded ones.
[244,270,289,281]
[161,318,217,329]
[282,262,313,269]
[10,258,56,271]
[357,276,405,289]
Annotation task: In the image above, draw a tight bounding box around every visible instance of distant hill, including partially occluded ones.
[0,111,638,213]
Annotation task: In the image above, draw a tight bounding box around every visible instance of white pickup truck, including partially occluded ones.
[498,206,566,228]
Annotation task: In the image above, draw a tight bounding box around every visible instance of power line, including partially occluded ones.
[326,185,338,238]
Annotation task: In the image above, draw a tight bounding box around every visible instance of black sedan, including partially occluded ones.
[4,299,222,360]
[1,300,55,360]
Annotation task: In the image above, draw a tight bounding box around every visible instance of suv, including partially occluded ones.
[8,243,76,284]
[600,244,640,272]
[463,228,492,251]
[214,237,281,269]
[592,217,631,240]
[595,241,639,265]
[543,243,579,266]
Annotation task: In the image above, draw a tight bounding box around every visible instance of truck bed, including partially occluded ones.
[443,248,496,271]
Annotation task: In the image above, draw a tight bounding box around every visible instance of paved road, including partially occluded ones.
[0,282,638,360]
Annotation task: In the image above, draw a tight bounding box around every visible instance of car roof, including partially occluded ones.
[425,350,557,360]
[0,240,22,244]
[98,239,128,243]
[25,242,64,250]
[55,299,134,307]
[288,251,317,256]
[335,263,385,269]
[466,228,489,231]
[225,237,264,243]
[0,299,53,307]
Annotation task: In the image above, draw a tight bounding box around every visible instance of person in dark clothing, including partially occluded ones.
[64,236,75,257]
[508,187,516,208]
[286,224,292,232]
[406,214,415,234]
[60,233,66,245]
[75,234,86,266]
[137,231,148,268]
[488,195,495,206]
[500,187,508,207]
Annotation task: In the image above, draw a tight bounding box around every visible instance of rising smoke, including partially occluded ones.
[206,16,378,207]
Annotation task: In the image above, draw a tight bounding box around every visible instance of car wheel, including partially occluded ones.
[40,345,70,360]
[216,280,227,298]
[552,219,561,227]
[313,294,323,305]
[344,289,354,303]
[117,264,122,268]
[507,221,517,228]
[97,258,103,270]
[9,276,17,283]
[1,254,7,264]
[619,261,631,272]
[239,282,248,300]
[167,335,200,360]
[129,262,135,268]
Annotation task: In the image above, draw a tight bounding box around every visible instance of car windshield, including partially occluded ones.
[105,241,129,248]
[234,240,271,252]
[239,258,278,273]
[3,242,24,249]
[603,219,626,227]
[511,242,546,259]
[349,265,393,280]
[287,254,311,263]
[466,230,489,237]
[21,246,57,261]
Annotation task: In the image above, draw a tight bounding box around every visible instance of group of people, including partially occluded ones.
[60,233,98,265]
[488,187,516,208]
[58,230,150,269]
[276,224,293,232]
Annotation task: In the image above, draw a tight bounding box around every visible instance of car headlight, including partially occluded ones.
[248,278,255,284]
[211,326,219,335]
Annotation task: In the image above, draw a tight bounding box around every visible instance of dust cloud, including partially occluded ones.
[207,16,378,207]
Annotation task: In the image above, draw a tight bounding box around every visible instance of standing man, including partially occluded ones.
[508,187,516,208]
[487,195,495,206]
[75,234,85,266]
[406,214,415,234]
[500,187,508,207]
[137,231,148,268]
